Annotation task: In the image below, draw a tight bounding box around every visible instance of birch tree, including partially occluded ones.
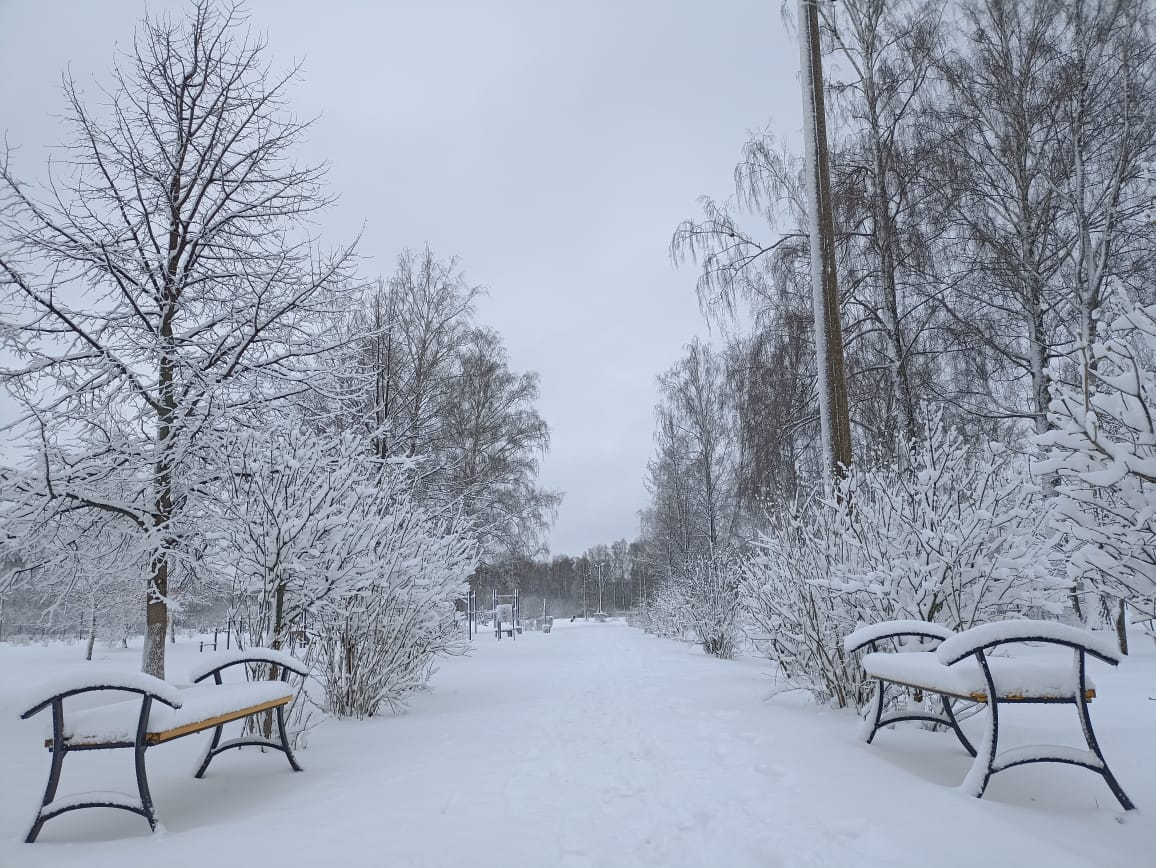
[0,2,357,677]
[824,0,942,449]
[645,341,741,577]
[928,0,1155,434]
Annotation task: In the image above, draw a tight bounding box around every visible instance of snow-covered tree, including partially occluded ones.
[1039,300,1156,644]
[0,3,357,677]
[827,419,1066,629]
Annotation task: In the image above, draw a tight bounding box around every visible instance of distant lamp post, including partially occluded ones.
[594,562,606,618]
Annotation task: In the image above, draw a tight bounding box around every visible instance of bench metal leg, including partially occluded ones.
[1074,662,1134,810]
[194,723,225,779]
[26,700,67,843]
[276,704,304,772]
[965,650,1135,810]
[964,691,999,799]
[135,738,157,831]
[196,705,302,778]
[863,679,886,744]
[27,696,158,843]
[864,680,976,757]
[940,695,977,758]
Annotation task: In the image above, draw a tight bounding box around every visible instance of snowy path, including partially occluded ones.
[1,620,1153,867]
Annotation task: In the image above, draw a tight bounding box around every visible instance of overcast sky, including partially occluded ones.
[0,0,801,557]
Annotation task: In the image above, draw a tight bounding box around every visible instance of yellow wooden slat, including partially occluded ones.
[871,676,1094,704]
[148,695,293,744]
[48,695,293,749]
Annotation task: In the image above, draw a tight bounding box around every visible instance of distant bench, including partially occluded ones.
[843,619,1134,810]
[20,647,308,843]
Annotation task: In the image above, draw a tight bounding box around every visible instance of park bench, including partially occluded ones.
[842,619,1134,811]
[19,647,308,843]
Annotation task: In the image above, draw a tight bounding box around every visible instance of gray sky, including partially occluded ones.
[0,0,800,557]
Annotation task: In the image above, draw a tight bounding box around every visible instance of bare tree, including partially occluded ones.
[927,0,1155,435]
[644,340,742,586]
[824,0,943,450]
[0,2,357,677]
[335,249,558,559]
[442,327,559,556]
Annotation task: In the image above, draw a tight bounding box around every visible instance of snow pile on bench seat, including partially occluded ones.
[55,682,293,745]
[188,647,306,683]
[21,671,184,717]
[861,651,1095,700]
[936,620,1122,664]
[843,620,955,653]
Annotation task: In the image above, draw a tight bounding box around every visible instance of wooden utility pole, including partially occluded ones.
[798,0,853,477]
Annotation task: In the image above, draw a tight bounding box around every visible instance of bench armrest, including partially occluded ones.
[20,671,183,719]
[843,620,955,654]
[189,647,310,684]
[936,620,1122,666]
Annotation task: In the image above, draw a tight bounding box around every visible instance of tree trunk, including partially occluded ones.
[1115,599,1129,656]
[143,558,168,678]
[86,604,96,661]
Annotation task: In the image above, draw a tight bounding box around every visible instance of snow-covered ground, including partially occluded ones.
[1,620,1153,867]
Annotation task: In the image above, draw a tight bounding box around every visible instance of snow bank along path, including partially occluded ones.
[1,620,1153,867]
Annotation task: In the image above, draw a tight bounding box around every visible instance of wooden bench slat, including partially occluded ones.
[44,694,294,748]
[874,676,1095,704]
[148,695,292,744]
[861,650,1095,702]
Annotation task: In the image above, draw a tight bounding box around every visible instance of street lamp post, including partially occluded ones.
[595,562,605,614]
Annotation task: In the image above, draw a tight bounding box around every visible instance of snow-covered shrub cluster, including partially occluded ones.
[682,556,744,659]
[742,416,1066,706]
[639,555,744,659]
[741,498,862,707]
[636,582,693,641]
[216,425,477,718]
[1039,300,1156,637]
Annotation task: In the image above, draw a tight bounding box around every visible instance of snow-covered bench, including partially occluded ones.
[19,647,308,843]
[843,619,1134,811]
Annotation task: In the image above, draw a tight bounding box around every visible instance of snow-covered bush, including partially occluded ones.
[636,581,692,640]
[743,414,1066,706]
[742,495,863,707]
[681,556,744,659]
[636,555,744,658]
[1038,300,1156,636]
[826,419,1066,630]
[314,510,476,717]
[215,425,477,718]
